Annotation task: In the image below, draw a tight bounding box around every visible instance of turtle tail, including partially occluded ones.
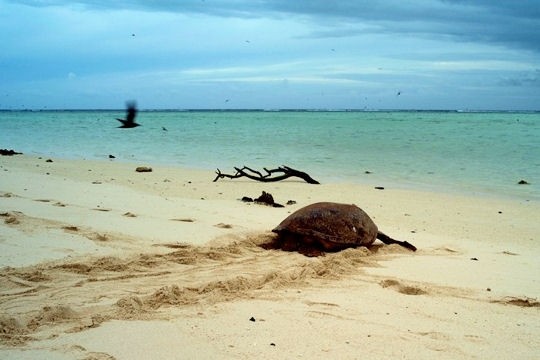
[377,232,417,251]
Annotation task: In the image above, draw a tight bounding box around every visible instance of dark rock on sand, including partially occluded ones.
[241,192,284,207]
[255,191,274,204]
[135,166,152,173]
[255,191,284,208]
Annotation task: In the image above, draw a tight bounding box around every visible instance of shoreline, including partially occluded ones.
[1,154,539,358]
[3,109,538,202]
[6,150,539,202]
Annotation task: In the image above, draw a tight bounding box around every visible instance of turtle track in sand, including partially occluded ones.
[0,233,380,346]
[1,232,536,348]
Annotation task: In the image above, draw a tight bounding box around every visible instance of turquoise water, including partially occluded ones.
[1,110,539,199]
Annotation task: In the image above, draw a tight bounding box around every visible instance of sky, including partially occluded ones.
[1,0,539,110]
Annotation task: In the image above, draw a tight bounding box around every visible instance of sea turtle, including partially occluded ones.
[270,202,416,256]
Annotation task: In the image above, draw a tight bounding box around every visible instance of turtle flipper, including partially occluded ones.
[377,232,417,251]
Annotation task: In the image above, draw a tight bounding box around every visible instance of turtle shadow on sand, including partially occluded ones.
[262,202,417,257]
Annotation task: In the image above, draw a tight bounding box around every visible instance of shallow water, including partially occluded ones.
[1,110,538,199]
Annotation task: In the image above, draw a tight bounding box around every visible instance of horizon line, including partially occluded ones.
[1,108,539,113]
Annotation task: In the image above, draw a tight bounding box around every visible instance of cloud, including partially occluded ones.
[499,69,540,87]
[283,1,540,53]
[2,0,539,110]
[8,0,540,52]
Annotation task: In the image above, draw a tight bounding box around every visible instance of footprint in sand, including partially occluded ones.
[62,226,80,232]
[414,331,451,341]
[463,334,487,344]
[435,247,460,254]
[304,301,340,308]
[1,212,21,225]
[92,233,109,242]
[501,250,519,256]
[379,279,427,295]
[33,199,66,207]
[492,297,540,307]
[154,243,192,249]
[27,305,80,330]
[306,310,348,320]
[12,269,51,282]
[170,218,195,222]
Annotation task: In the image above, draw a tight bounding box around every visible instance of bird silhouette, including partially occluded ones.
[116,101,140,128]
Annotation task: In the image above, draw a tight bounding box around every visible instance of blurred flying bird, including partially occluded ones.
[116,101,140,128]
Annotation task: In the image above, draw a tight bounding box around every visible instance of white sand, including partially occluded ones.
[1,155,539,359]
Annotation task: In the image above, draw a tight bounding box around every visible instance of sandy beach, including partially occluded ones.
[1,154,539,359]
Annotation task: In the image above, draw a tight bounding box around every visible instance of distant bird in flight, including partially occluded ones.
[116,101,140,128]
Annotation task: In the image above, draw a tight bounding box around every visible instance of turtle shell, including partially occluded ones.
[272,202,378,250]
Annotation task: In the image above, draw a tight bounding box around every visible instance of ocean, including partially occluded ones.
[1,110,539,200]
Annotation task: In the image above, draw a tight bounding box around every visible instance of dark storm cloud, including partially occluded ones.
[267,1,540,53]
[10,0,540,52]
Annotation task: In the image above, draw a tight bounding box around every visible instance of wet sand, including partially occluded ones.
[1,155,539,359]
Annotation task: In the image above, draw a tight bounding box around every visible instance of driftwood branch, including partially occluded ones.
[214,166,320,184]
